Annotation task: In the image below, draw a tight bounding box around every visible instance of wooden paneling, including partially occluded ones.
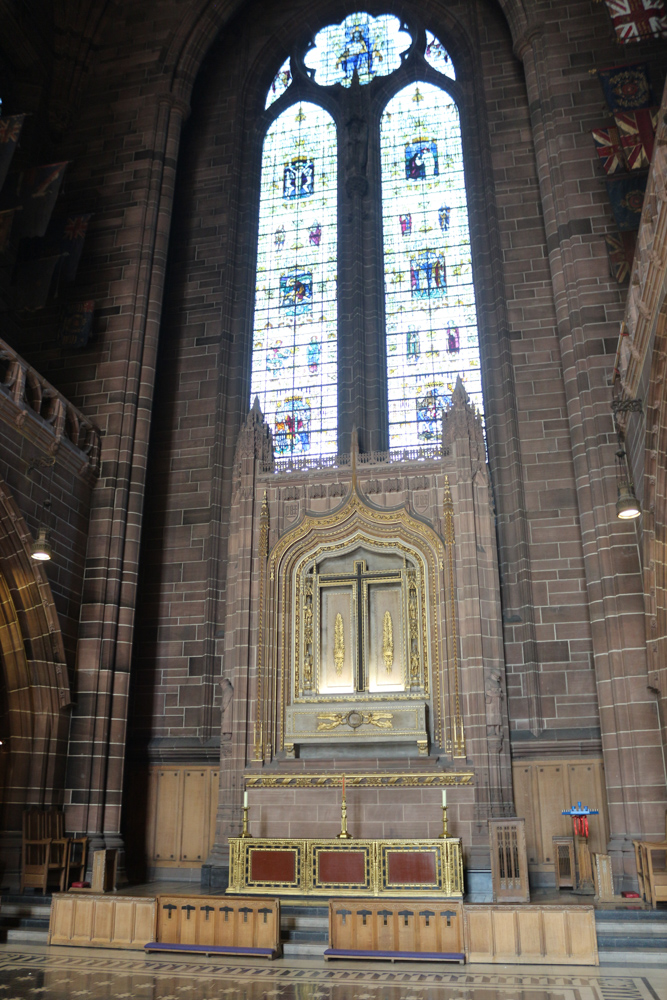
[512,759,608,872]
[464,905,598,965]
[327,899,464,960]
[150,895,280,956]
[489,819,530,902]
[145,765,219,869]
[49,894,156,949]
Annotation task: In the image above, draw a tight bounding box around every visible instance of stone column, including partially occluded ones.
[516,26,667,881]
[64,94,189,860]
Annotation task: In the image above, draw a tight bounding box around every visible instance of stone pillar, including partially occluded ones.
[444,381,514,867]
[516,26,667,881]
[203,400,273,888]
[64,94,189,861]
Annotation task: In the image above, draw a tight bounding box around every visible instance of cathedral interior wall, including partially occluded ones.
[0,0,664,885]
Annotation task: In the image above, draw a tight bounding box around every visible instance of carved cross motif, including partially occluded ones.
[336,908,352,925]
[398,909,414,926]
[419,909,435,926]
[162,904,177,919]
[440,909,457,927]
[182,905,196,920]
[200,905,215,921]
[356,908,373,926]
[239,906,253,923]
[219,905,234,921]
[377,909,393,926]
[258,907,272,924]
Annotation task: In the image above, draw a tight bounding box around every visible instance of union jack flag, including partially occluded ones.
[603,0,667,42]
[614,109,658,169]
[604,231,636,283]
[0,114,25,192]
[63,215,90,241]
[592,126,626,174]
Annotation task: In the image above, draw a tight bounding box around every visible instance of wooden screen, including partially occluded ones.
[489,818,529,903]
[553,836,575,889]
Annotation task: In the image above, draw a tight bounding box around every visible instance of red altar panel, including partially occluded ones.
[385,849,437,885]
[317,849,366,884]
[249,849,296,883]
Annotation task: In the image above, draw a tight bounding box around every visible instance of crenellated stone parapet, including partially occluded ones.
[0,338,100,476]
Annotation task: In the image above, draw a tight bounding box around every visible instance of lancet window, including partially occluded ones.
[250,12,484,458]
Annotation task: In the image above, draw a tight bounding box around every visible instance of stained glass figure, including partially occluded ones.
[251,102,338,457]
[304,13,411,88]
[382,82,482,449]
[424,30,456,80]
[266,57,292,108]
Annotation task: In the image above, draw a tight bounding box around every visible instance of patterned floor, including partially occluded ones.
[0,947,664,1000]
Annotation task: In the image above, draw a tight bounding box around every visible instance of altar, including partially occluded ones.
[227,836,464,897]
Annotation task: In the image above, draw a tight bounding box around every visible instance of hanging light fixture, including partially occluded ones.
[31,526,53,561]
[611,402,642,521]
[615,479,641,520]
[30,498,53,561]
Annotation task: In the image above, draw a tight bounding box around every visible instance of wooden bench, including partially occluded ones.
[145,895,280,958]
[325,898,464,962]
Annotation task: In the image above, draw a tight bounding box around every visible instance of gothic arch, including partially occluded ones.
[0,475,70,834]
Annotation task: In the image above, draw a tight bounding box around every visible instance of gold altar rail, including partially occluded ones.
[228,837,463,898]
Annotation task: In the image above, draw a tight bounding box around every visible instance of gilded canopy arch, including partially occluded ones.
[262,485,463,759]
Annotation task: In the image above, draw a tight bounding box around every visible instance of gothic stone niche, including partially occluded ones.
[264,484,455,759]
[286,539,429,754]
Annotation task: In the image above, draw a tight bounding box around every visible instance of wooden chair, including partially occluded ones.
[633,839,648,903]
[21,808,87,894]
[642,841,667,909]
[20,836,69,894]
[66,837,89,889]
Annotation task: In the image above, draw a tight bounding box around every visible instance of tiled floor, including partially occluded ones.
[0,945,664,1000]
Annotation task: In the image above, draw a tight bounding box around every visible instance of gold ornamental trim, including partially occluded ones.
[316,710,394,731]
[244,771,474,789]
[383,610,394,672]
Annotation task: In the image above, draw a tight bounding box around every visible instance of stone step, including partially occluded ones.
[282,940,326,959]
[4,928,49,945]
[1,902,52,920]
[596,920,667,937]
[599,949,667,966]
[282,913,329,931]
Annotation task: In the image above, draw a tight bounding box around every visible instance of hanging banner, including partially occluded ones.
[604,231,637,283]
[602,0,667,42]
[592,126,626,174]
[614,109,658,169]
[0,114,25,192]
[597,63,653,111]
[605,175,647,230]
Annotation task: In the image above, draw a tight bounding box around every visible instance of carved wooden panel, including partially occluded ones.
[464,905,598,965]
[512,759,608,873]
[327,898,464,960]
[489,819,529,902]
[49,894,156,949]
[553,837,575,889]
[145,765,219,869]
[153,895,280,954]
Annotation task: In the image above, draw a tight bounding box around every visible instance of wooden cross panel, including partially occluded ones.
[155,895,280,951]
[327,898,464,961]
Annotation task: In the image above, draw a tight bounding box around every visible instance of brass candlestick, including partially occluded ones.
[240,805,252,838]
[438,805,449,839]
[337,796,352,839]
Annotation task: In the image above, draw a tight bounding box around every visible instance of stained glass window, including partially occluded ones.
[304,12,411,88]
[381,82,482,449]
[266,57,292,109]
[250,102,338,457]
[424,30,455,80]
